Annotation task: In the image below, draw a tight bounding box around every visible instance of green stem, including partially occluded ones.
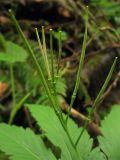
[9,9,75,147]
[59,116,75,149]
[66,7,88,122]
[49,29,63,118]
[75,120,89,146]
[9,90,32,124]
[90,57,118,116]
[9,9,56,112]
[35,28,44,55]
[10,63,16,108]
[35,28,51,79]
[57,31,62,76]
[42,26,51,79]
[50,29,55,86]
[75,57,117,146]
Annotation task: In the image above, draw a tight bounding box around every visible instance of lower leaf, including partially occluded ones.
[0,123,56,160]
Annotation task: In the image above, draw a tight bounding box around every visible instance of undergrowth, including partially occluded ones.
[0,6,119,160]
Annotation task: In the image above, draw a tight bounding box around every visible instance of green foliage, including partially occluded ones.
[99,105,120,160]
[28,104,83,160]
[0,36,28,63]
[28,104,105,160]
[0,30,67,123]
[87,148,106,160]
[91,0,120,34]
[0,123,56,160]
[91,0,120,17]
[37,78,67,105]
[0,104,107,160]
[0,104,120,160]
[0,5,119,160]
[53,31,68,41]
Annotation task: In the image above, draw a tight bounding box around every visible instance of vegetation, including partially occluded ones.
[0,0,120,159]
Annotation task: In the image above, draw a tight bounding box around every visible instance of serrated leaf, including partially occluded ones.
[0,123,56,160]
[57,109,105,160]
[68,117,106,160]
[98,105,120,160]
[66,115,92,160]
[87,147,106,160]
[28,104,99,160]
[28,104,81,160]
[0,41,28,63]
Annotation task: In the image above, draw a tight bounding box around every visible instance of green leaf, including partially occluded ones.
[98,105,120,160]
[28,104,80,160]
[28,104,99,160]
[0,151,8,160]
[66,114,92,160]
[53,31,68,41]
[87,147,106,160]
[0,123,56,160]
[64,111,106,160]
[0,41,28,63]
